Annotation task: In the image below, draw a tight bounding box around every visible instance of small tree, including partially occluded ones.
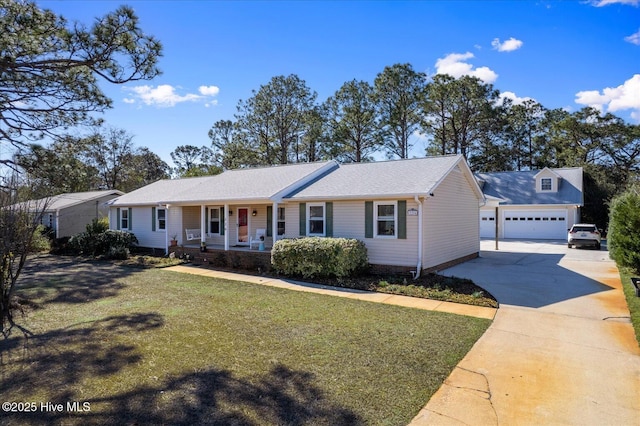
[0,174,48,336]
[608,185,640,272]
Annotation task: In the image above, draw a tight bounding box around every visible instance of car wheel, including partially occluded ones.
[568,243,572,248]
[596,242,601,250]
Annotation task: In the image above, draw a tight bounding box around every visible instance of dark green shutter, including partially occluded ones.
[325,202,333,237]
[397,200,406,239]
[266,206,273,237]
[116,208,121,230]
[220,207,225,236]
[152,207,156,231]
[299,203,306,236]
[205,208,209,234]
[128,208,132,230]
[364,201,373,238]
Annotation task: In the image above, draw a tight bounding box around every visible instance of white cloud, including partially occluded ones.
[123,84,220,107]
[575,74,640,117]
[491,37,524,52]
[625,28,640,45]
[498,91,535,106]
[435,52,498,83]
[590,0,639,6]
[199,85,220,96]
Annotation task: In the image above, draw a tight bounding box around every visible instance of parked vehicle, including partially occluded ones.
[567,224,601,249]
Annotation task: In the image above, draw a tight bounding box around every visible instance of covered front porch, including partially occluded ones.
[168,202,286,252]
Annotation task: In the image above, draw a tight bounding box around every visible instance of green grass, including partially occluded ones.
[2,259,491,425]
[617,266,640,345]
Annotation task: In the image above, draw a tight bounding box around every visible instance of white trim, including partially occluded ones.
[307,202,326,237]
[374,201,397,239]
[155,208,166,232]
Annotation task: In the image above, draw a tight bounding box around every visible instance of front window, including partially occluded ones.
[308,203,325,236]
[375,202,396,238]
[541,178,552,191]
[156,208,166,231]
[121,209,129,229]
[210,208,220,234]
[277,207,285,236]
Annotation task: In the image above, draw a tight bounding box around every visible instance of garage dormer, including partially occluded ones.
[534,168,561,193]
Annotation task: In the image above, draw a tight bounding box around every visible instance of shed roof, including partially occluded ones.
[476,167,583,206]
[26,190,124,211]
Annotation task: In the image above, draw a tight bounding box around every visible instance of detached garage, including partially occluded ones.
[477,168,583,240]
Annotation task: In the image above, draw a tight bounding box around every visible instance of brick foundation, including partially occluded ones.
[169,246,273,273]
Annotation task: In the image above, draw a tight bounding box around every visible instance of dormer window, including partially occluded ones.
[541,178,552,191]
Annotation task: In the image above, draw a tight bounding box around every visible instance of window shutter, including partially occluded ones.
[128,208,133,230]
[220,207,225,236]
[266,206,273,237]
[117,208,121,230]
[205,208,209,234]
[364,201,373,238]
[397,200,406,239]
[152,207,156,231]
[326,202,333,237]
[299,203,306,236]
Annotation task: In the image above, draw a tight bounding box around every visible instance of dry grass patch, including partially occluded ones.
[1,256,490,425]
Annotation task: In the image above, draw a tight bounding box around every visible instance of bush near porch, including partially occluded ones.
[271,237,369,279]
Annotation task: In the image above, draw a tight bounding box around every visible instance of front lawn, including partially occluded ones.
[1,256,491,425]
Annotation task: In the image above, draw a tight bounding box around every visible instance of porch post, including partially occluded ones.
[272,202,278,245]
[200,204,206,244]
[165,204,170,255]
[224,203,230,251]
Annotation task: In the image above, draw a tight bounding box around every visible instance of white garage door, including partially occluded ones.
[480,211,496,238]
[503,210,567,239]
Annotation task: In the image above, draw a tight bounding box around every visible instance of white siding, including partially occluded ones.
[423,167,480,270]
[283,200,419,267]
[109,206,168,249]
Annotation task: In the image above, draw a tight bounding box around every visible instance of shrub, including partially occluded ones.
[608,186,640,271]
[68,219,138,258]
[29,225,51,253]
[271,237,368,279]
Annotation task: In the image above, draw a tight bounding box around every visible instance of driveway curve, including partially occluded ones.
[412,240,640,425]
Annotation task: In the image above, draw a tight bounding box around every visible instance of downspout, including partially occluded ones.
[55,210,60,240]
[414,195,423,279]
[165,204,171,255]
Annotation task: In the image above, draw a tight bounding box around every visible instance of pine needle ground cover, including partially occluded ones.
[1,256,490,425]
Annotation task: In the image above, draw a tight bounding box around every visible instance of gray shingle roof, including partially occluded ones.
[25,190,124,211]
[110,161,337,206]
[476,168,583,206]
[286,155,470,200]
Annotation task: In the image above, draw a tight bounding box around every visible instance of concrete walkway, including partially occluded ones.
[411,240,640,425]
[163,264,496,320]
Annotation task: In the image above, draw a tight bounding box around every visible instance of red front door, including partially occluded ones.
[237,208,249,243]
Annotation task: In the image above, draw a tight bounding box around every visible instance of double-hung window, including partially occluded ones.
[308,203,325,236]
[121,209,129,230]
[209,208,220,234]
[277,207,286,236]
[156,208,166,231]
[375,202,397,238]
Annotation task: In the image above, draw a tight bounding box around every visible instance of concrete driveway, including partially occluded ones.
[412,240,640,425]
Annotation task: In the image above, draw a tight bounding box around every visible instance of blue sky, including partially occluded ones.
[39,0,640,166]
